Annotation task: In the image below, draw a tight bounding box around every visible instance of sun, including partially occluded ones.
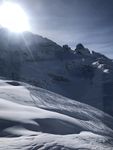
[0,2,30,33]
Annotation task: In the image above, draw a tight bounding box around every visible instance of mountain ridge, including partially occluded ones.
[0,27,113,116]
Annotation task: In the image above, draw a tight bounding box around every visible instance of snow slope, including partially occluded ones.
[0,79,113,149]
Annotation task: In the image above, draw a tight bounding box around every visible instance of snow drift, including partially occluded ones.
[0,79,113,149]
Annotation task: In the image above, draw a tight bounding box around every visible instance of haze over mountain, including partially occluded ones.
[0,28,113,116]
[15,0,113,58]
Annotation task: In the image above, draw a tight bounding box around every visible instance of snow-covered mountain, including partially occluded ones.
[0,79,113,149]
[0,28,113,149]
[0,28,113,117]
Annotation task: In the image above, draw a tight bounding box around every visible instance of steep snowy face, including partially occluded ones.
[0,28,113,116]
[0,79,113,149]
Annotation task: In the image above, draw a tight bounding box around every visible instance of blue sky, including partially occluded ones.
[2,0,113,58]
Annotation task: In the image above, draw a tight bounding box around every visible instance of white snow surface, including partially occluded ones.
[0,79,113,150]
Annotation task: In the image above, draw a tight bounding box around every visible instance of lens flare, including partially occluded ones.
[0,2,30,32]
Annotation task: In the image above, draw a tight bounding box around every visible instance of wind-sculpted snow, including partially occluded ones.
[0,80,113,149]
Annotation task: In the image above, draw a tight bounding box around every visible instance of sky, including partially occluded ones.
[1,0,113,58]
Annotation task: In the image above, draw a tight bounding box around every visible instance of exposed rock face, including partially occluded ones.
[75,43,91,56]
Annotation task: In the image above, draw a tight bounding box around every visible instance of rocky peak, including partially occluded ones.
[75,43,91,56]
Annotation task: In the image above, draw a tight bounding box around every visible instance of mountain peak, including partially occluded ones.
[75,43,91,56]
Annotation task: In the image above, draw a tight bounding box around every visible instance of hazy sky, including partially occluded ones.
[1,0,113,58]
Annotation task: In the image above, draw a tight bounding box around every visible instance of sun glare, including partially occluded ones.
[0,2,30,33]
